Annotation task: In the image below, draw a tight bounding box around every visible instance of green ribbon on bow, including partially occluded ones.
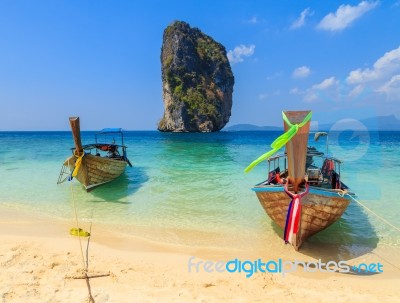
[244,111,312,173]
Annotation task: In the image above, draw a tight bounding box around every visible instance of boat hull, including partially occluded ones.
[253,185,351,250]
[65,154,127,191]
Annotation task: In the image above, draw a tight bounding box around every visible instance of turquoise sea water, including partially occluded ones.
[0,131,399,254]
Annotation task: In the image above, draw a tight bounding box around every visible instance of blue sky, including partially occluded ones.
[0,0,399,130]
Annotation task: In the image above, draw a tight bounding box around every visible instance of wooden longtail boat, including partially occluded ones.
[246,111,354,250]
[57,117,132,191]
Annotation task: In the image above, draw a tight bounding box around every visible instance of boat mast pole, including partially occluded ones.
[326,134,329,156]
[69,117,84,156]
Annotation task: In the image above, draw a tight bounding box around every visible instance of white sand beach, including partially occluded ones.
[1,205,399,303]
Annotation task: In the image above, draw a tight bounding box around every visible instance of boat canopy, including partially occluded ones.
[267,152,342,164]
[98,128,123,134]
[95,128,125,146]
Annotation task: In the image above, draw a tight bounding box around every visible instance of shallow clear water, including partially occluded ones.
[0,131,399,253]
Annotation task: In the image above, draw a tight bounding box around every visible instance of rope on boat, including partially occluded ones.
[338,191,400,233]
[68,157,87,270]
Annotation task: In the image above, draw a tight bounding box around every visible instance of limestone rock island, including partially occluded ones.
[158,21,234,132]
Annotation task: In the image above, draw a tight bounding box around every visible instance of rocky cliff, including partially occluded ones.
[158,21,234,132]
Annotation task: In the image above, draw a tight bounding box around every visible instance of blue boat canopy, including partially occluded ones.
[98,128,122,134]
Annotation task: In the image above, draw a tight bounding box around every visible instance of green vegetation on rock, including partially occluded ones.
[159,21,234,132]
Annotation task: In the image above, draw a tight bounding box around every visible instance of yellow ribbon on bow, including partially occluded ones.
[244,111,312,173]
[72,151,84,177]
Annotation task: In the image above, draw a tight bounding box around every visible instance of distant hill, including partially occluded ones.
[224,115,400,131]
[317,115,400,131]
[371,115,400,130]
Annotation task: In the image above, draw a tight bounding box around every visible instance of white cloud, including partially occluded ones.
[304,91,318,103]
[377,74,400,100]
[290,8,314,29]
[317,1,378,32]
[258,93,268,100]
[348,84,365,97]
[292,66,311,79]
[344,46,400,101]
[347,46,400,84]
[247,16,258,24]
[289,87,301,95]
[299,47,400,104]
[227,44,255,64]
[312,77,337,90]
[266,72,282,80]
[303,77,338,102]
[259,90,280,100]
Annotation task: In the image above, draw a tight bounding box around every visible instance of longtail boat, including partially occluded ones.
[57,117,132,191]
[245,111,354,250]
